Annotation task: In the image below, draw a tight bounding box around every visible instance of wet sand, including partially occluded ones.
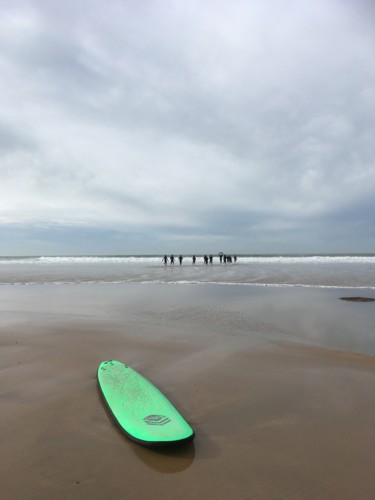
[1,284,375,499]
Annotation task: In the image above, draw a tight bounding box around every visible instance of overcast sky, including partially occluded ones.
[1,0,374,255]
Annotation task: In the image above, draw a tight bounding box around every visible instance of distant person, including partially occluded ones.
[219,254,223,264]
[234,255,237,262]
[209,255,213,265]
[223,254,227,264]
[163,255,168,265]
[204,255,208,265]
[227,255,232,263]
[178,255,183,265]
[192,255,196,264]
[170,254,175,265]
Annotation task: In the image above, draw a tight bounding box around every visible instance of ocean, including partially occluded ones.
[0,254,374,289]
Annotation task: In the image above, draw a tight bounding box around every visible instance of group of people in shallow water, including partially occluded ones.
[162,254,237,265]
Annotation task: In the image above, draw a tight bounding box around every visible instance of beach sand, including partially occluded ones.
[1,284,375,499]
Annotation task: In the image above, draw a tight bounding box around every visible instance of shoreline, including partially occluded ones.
[1,283,375,499]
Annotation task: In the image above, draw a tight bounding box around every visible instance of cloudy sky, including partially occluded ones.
[0,0,374,255]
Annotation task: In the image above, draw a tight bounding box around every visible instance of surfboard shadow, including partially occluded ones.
[130,440,195,473]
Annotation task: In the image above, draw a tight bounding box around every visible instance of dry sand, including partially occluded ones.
[1,284,375,499]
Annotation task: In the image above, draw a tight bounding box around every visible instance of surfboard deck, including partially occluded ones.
[97,360,195,446]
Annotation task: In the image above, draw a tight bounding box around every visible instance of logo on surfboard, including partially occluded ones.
[143,414,171,426]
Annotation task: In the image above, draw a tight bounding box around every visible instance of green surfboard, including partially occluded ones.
[97,360,195,446]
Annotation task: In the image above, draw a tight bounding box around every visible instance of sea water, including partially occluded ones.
[0,254,374,289]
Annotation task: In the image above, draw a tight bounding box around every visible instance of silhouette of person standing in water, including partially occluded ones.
[170,255,175,265]
[178,255,183,265]
[209,255,213,265]
[204,255,208,265]
[192,255,196,264]
[163,255,168,265]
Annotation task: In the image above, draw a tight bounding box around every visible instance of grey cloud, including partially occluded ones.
[0,123,35,153]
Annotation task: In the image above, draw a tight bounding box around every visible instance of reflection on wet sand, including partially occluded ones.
[132,441,195,473]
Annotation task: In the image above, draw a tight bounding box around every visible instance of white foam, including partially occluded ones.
[1,279,374,290]
[237,255,375,264]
